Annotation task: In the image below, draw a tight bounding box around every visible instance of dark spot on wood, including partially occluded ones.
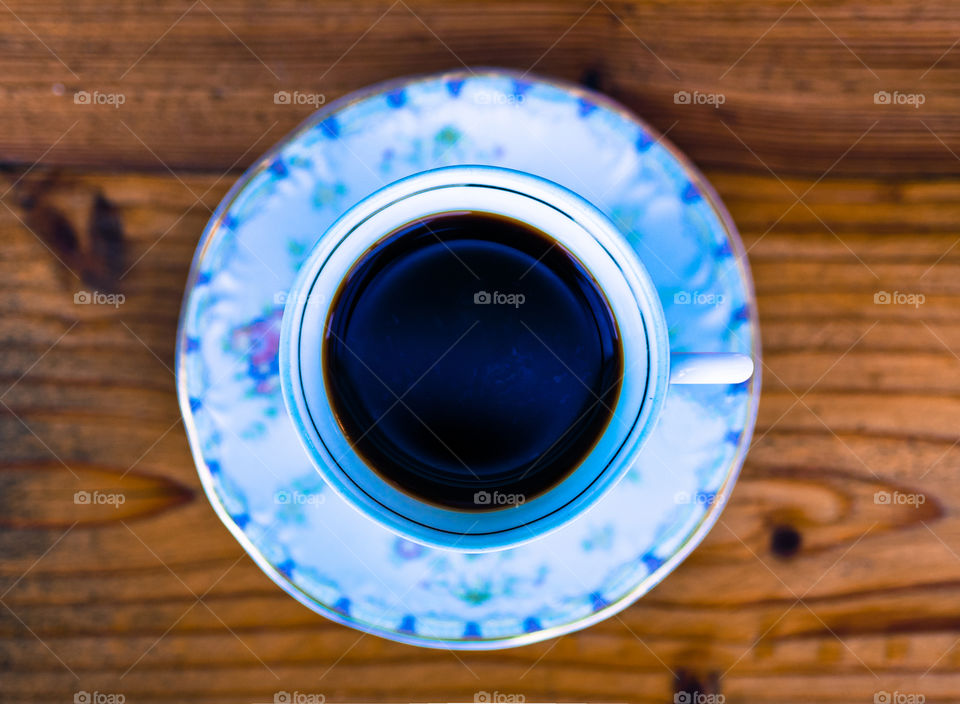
[23,202,82,267]
[771,524,802,558]
[84,192,126,292]
[579,67,603,91]
[674,668,722,701]
[12,169,84,281]
[674,669,703,701]
[10,171,127,292]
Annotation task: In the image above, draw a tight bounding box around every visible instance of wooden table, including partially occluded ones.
[3,1,960,702]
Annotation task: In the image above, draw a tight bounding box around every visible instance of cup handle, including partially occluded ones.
[670,353,755,385]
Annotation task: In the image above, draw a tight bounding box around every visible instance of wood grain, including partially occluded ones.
[2,1,960,703]
[1,0,960,177]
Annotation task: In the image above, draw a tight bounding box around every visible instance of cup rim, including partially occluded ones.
[280,165,671,551]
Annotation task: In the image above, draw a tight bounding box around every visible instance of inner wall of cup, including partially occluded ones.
[294,181,653,541]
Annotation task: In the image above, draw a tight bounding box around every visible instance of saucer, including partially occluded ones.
[176,69,761,649]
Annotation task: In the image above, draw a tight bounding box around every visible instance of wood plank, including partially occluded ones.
[2,0,960,176]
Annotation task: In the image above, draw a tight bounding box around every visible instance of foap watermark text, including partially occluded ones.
[674,90,725,108]
[474,290,525,308]
[874,490,925,507]
[874,91,925,108]
[74,91,125,108]
[874,291,924,308]
[473,92,525,106]
[474,490,525,507]
[74,490,125,508]
[275,490,325,506]
[674,490,717,506]
[675,290,725,306]
[274,91,326,107]
[74,691,125,704]
[75,290,125,308]
[475,691,525,703]
[272,691,325,704]
[674,693,725,704]
[874,691,925,704]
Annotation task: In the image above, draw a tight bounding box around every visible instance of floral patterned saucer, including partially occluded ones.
[176,69,760,649]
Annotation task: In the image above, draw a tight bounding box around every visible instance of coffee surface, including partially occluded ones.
[323,212,622,510]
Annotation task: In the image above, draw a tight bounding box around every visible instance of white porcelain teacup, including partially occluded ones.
[280,166,753,551]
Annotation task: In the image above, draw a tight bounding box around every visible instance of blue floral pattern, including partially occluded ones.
[177,70,760,649]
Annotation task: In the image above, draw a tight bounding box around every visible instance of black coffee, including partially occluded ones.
[323,212,622,511]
